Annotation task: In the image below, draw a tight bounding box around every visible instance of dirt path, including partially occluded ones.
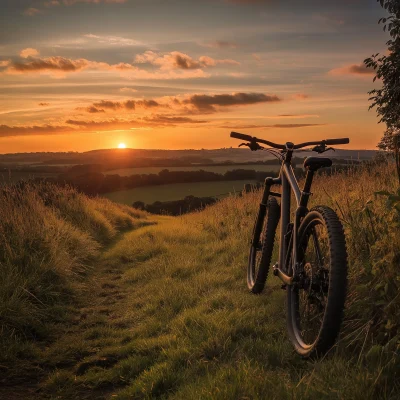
[2,222,163,400]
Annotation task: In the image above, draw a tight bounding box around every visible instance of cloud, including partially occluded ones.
[0,112,207,137]
[0,60,10,67]
[313,13,345,26]
[119,87,138,93]
[6,56,95,75]
[62,0,128,4]
[38,102,50,106]
[181,92,281,113]
[0,124,72,137]
[91,99,162,112]
[134,51,239,70]
[267,114,318,119]
[224,0,271,3]
[142,115,208,125]
[44,1,61,6]
[4,52,210,79]
[66,115,207,129]
[292,93,309,100]
[46,0,127,5]
[86,106,105,113]
[24,8,41,16]
[92,100,123,110]
[82,92,279,116]
[20,48,40,58]
[84,33,142,46]
[271,124,324,128]
[220,123,325,129]
[329,63,374,77]
[202,40,238,49]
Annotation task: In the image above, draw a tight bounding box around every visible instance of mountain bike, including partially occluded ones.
[231,131,350,358]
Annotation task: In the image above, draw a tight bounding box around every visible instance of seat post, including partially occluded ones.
[300,169,314,208]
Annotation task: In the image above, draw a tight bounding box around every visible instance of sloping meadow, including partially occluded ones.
[0,182,148,357]
[53,161,398,399]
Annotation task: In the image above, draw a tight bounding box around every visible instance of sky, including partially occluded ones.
[0,0,389,153]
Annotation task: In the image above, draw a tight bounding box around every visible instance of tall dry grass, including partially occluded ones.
[8,162,397,399]
[0,181,148,353]
[311,162,400,355]
[185,161,400,353]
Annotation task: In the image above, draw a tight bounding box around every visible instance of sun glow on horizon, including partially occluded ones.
[118,143,126,149]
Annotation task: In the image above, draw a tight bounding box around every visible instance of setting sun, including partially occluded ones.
[118,143,126,149]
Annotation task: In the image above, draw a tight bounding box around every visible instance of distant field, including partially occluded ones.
[0,171,57,184]
[105,164,282,176]
[103,180,255,205]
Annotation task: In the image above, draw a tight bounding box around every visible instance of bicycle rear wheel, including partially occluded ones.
[247,197,280,294]
[287,206,347,358]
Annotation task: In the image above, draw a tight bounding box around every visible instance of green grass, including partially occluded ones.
[106,164,281,176]
[103,180,255,205]
[1,162,400,399]
[0,182,151,366]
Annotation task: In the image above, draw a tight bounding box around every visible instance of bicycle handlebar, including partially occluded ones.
[230,131,253,142]
[324,138,350,146]
[230,131,349,150]
[230,131,286,150]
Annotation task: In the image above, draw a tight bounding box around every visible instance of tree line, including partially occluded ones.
[55,166,283,195]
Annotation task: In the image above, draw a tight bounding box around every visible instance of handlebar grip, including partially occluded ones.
[230,131,254,142]
[325,138,350,145]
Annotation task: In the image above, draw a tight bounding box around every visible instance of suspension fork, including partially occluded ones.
[251,177,281,247]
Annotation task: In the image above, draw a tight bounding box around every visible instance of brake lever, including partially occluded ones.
[312,144,335,154]
[238,140,263,151]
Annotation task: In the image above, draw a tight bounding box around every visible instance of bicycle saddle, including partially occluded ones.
[303,157,332,171]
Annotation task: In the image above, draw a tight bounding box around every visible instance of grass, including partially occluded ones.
[103,180,255,205]
[1,162,400,399]
[0,181,150,367]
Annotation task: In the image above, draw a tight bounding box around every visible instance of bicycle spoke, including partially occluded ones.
[295,220,331,346]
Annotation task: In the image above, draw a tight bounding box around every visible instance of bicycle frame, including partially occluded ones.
[253,147,316,286]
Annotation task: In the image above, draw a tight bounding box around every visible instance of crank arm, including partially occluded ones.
[273,263,294,286]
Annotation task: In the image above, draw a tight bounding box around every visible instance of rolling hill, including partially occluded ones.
[1,161,399,399]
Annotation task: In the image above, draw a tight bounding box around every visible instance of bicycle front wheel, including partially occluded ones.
[247,197,280,294]
[287,206,348,358]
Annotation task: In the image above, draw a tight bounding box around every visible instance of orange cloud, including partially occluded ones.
[62,0,127,4]
[7,57,92,73]
[0,113,208,137]
[85,106,105,113]
[90,99,162,112]
[292,93,310,100]
[329,63,374,77]
[84,33,142,46]
[66,115,207,129]
[45,0,127,5]
[20,48,40,58]
[134,51,239,70]
[82,92,281,116]
[220,123,325,129]
[24,8,41,16]
[120,87,138,93]
[0,124,73,137]
[181,92,281,113]
[202,40,238,49]
[4,53,210,79]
